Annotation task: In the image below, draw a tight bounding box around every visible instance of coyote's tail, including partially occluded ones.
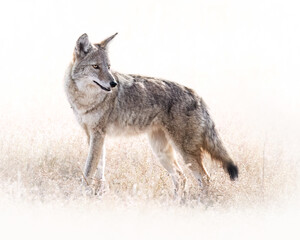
[201,104,238,180]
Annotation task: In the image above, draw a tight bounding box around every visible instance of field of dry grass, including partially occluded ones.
[1,0,300,239]
[0,66,299,238]
[0,86,299,238]
[1,112,298,204]
[0,75,298,206]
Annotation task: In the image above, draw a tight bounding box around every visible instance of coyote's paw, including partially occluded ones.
[92,178,109,196]
[80,178,94,195]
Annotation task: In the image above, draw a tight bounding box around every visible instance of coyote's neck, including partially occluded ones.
[64,63,101,114]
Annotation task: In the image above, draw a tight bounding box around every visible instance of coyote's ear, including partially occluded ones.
[75,33,92,58]
[97,33,118,48]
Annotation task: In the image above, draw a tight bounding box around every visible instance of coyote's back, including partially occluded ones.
[64,33,238,196]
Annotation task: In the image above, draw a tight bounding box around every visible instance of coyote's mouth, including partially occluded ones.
[93,81,111,92]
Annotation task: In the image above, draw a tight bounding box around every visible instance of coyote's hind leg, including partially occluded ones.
[148,128,186,198]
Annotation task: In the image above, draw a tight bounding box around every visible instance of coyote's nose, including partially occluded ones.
[110,81,118,88]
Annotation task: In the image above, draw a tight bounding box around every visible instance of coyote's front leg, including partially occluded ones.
[83,131,106,195]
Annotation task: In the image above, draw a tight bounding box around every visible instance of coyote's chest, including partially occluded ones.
[66,87,106,129]
[75,109,104,128]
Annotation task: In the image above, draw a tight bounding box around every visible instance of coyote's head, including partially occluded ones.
[71,33,118,92]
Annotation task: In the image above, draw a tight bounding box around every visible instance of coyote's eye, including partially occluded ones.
[92,65,99,69]
[107,64,111,70]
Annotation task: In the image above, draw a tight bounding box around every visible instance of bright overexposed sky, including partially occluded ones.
[1,0,299,85]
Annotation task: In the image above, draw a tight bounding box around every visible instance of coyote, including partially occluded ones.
[64,33,238,195]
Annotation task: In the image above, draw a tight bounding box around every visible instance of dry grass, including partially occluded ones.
[0,104,299,239]
[0,81,298,210]
[0,62,299,240]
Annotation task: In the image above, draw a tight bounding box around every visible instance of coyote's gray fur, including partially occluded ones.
[64,33,238,195]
